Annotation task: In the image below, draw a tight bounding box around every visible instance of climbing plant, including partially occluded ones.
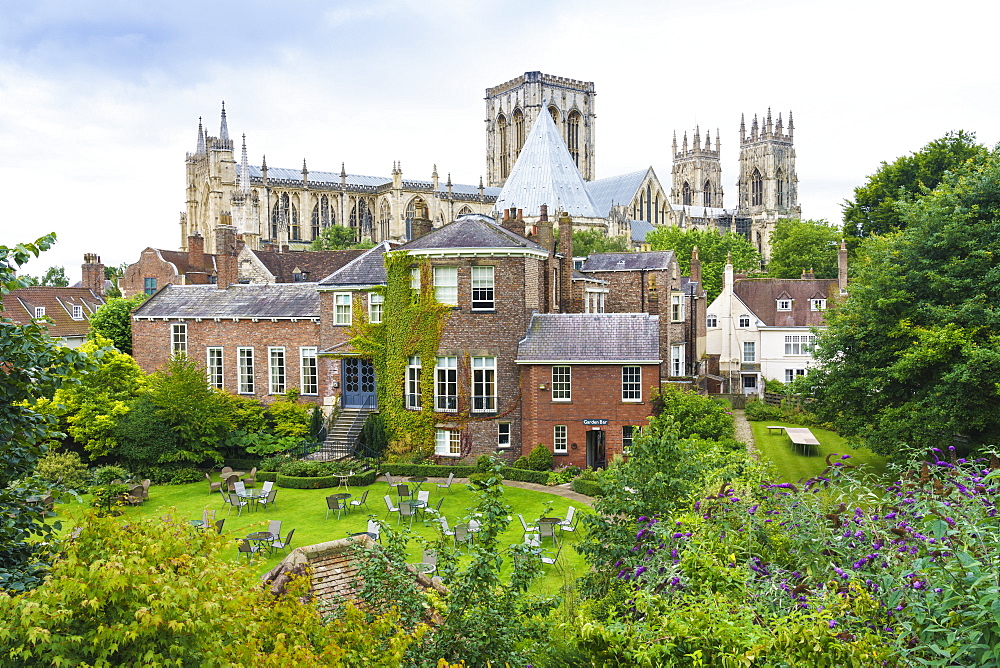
[348,252,451,459]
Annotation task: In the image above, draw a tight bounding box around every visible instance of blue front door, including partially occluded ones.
[342,358,377,408]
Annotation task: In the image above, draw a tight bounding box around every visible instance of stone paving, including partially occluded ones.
[732,408,757,455]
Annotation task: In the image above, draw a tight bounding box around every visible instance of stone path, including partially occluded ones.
[732,408,757,455]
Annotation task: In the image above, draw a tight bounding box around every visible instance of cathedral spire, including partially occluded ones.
[739,114,746,143]
[340,162,347,186]
[776,112,783,136]
[751,114,759,140]
[219,102,230,143]
[261,155,268,184]
[716,128,721,153]
[239,134,249,192]
[704,128,711,152]
[302,158,309,186]
[683,131,688,153]
[196,117,206,155]
[766,107,773,136]
[672,130,678,155]
[788,110,794,140]
[693,125,701,149]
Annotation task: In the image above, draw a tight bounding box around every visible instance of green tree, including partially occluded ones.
[87,293,147,354]
[103,262,129,298]
[312,225,375,250]
[19,265,69,287]
[810,148,1000,458]
[0,235,93,592]
[645,227,760,301]
[571,229,632,256]
[765,218,842,279]
[842,130,987,244]
[36,336,146,458]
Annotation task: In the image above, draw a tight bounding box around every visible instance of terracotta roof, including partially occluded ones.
[132,283,319,319]
[253,249,366,283]
[517,313,661,363]
[734,277,838,327]
[1,287,104,339]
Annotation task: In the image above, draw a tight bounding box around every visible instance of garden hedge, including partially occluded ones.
[273,470,377,489]
[257,472,278,483]
[571,478,604,497]
[383,463,550,485]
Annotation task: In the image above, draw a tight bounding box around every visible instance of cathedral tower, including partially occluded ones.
[183,103,237,252]
[736,109,800,259]
[485,71,596,187]
[670,126,723,209]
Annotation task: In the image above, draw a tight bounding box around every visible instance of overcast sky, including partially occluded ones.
[2,0,997,283]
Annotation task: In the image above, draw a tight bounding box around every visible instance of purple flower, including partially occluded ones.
[828,620,838,629]
[635,566,647,577]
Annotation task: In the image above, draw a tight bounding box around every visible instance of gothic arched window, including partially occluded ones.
[321,195,332,227]
[682,182,692,206]
[349,200,357,229]
[703,180,712,207]
[271,192,297,241]
[646,184,652,222]
[567,110,581,166]
[379,199,391,242]
[311,203,320,240]
[750,169,763,207]
[775,169,784,206]
[289,196,300,240]
[497,114,509,179]
[458,205,473,216]
[548,106,559,126]
[358,199,372,238]
[512,108,525,154]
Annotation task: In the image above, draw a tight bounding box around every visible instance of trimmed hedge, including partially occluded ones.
[383,463,549,485]
[571,478,604,497]
[273,470,377,489]
[225,458,262,471]
[257,472,278,483]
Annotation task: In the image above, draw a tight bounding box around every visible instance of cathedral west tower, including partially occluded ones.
[736,109,800,260]
[485,71,596,187]
[670,126,723,209]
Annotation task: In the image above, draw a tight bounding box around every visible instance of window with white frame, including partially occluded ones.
[739,315,751,328]
[406,355,422,409]
[670,293,684,322]
[237,347,254,394]
[300,347,318,395]
[706,313,717,328]
[784,335,816,355]
[433,266,458,305]
[553,425,568,454]
[777,299,792,311]
[551,366,571,401]
[743,341,756,362]
[784,368,807,383]
[471,356,496,412]
[471,265,494,310]
[334,293,352,325]
[410,267,420,291]
[585,290,606,313]
[72,304,83,320]
[497,422,511,449]
[435,428,461,457]
[622,366,642,401]
[671,345,685,376]
[207,347,223,389]
[368,292,383,323]
[33,306,45,318]
[622,425,636,454]
[171,323,187,355]
[268,347,286,394]
[810,298,827,311]
[435,356,457,411]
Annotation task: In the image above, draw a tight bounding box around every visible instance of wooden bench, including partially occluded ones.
[766,425,785,435]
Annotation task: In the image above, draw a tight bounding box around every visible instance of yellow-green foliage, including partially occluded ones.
[0,510,422,666]
[348,253,450,457]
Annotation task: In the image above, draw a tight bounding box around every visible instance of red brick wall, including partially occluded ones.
[131,317,323,405]
[121,249,182,298]
[520,363,657,468]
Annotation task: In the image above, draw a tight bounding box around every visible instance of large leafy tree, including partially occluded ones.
[842,130,987,244]
[0,235,93,592]
[810,149,1000,458]
[312,225,374,250]
[645,227,760,301]
[571,229,632,256]
[18,265,69,287]
[87,292,147,354]
[766,219,842,279]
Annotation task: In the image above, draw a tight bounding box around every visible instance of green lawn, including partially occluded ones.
[55,477,591,596]
[750,422,889,483]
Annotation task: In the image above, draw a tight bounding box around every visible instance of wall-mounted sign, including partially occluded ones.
[582,419,608,426]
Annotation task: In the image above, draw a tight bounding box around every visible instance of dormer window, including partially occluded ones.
[72,304,83,320]
[34,306,45,318]
[292,269,309,282]
[810,298,826,311]
[738,315,751,328]
[777,299,792,311]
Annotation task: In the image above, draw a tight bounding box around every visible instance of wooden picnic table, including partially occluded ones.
[785,427,820,454]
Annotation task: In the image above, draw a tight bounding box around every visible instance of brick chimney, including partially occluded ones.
[214,224,238,289]
[800,268,816,280]
[689,246,702,286]
[501,206,523,236]
[646,275,659,316]
[535,204,554,253]
[838,239,848,294]
[411,201,433,239]
[81,253,105,298]
[188,233,205,269]
[558,212,573,312]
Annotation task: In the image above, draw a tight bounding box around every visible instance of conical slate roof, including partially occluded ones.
[493,108,601,219]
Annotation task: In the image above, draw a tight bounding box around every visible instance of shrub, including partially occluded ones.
[548,465,582,486]
[526,444,554,472]
[359,412,389,460]
[511,456,531,470]
[265,394,310,439]
[571,477,604,497]
[92,465,130,485]
[278,460,332,478]
[259,454,294,473]
[168,468,202,485]
[500,468,549,485]
[744,398,784,421]
[34,449,89,491]
[275,474,339,489]
[257,471,278,483]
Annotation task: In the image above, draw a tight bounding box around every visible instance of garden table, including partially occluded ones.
[333,471,354,491]
[407,476,428,491]
[245,531,273,554]
[785,427,820,454]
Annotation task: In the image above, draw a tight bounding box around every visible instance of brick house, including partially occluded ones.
[517,313,661,468]
[121,229,239,298]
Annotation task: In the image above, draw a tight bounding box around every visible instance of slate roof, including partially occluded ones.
[630,219,655,243]
[1,287,104,338]
[245,165,501,198]
[399,215,547,254]
[317,241,398,287]
[493,109,601,218]
[132,283,319,319]
[517,313,661,363]
[579,251,675,272]
[734,277,839,327]
[253,248,366,283]
[585,169,649,216]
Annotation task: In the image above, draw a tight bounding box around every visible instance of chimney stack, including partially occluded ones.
[558,212,573,311]
[500,206,523,235]
[214,224,238,289]
[838,240,848,294]
[81,253,105,298]
[188,233,205,268]
[690,246,702,286]
[535,204,554,253]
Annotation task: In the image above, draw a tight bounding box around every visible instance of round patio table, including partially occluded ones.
[329,492,352,501]
[245,531,273,554]
[333,472,354,491]
[407,476,428,491]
